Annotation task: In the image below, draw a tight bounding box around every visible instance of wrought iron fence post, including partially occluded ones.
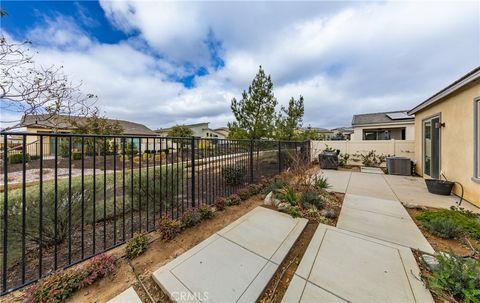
[191,136,196,208]
[249,140,254,183]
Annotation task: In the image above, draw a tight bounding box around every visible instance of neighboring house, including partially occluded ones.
[330,127,354,140]
[213,127,230,138]
[351,110,415,141]
[11,114,157,156]
[300,126,334,140]
[155,122,226,139]
[408,66,480,206]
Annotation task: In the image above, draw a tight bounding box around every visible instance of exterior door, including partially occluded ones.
[423,116,440,179]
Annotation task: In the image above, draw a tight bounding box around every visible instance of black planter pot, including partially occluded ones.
[425,179,454,195]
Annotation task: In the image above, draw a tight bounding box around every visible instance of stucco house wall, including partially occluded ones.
[412,80,480,206]
[351,123,415,141]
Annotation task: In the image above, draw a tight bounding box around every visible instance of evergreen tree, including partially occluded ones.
[228,66,277,139]
[276,96,304,140]
[166,125,194,138]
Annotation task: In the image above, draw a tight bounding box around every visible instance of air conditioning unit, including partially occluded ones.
[386,157,412,176]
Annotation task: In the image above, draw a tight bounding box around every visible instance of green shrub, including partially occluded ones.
[416,209,480,240]
[72,152,82,160]
[237,188,251,201]
[352,150,386,167]
[4,177,104,249]
[214,197,226,211]
[288,206,301,218]
[27,253,116,303]
[157,217,181,240]
[279,186,297,206]
[261,177,287,195]
[199,206,214,220]
[278,150,294,168]
[424,218,463,239]
[300,191,325,209]
[426,253,480,302]
[125,165,181,211]
[8,153,31,164]
[125,233,149,259]
[225,194,241,206]
[338,153,350,166]
[246,184,261,196]
[313,175,331,190]
[180,209,202,228]
[221,165,246,186]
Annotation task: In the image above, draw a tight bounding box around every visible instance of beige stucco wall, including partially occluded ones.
[413,81,480,206]
[351,123,415,141]
[311,140,415,166]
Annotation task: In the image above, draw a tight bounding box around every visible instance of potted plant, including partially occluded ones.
[425,178,454,195]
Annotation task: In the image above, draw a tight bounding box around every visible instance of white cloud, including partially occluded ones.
[1,1,479,131]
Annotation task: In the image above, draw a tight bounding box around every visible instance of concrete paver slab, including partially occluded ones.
[343,193,411,219]
[153,207,307,303]
[383,174,479,213]
[283,224,433,303]
[337,205,434,253]
[347,172,398,200]
[172,236,267,302]
[316,170,351,193]
[107,287,142,303]
[218,207,299,259]
[361,167,384,174]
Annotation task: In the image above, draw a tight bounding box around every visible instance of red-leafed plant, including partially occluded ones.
[26,253,116,303]
[157,217,181,240]
[237,188,251,200]
[214,197,226,211]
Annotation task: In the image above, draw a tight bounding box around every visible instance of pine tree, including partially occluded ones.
[228,66,278,139]
[276,96,304,140]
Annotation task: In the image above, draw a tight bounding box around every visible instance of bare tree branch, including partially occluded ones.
[0,34,97,131]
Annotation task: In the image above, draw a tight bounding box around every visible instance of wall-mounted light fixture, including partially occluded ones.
[434,122,446,128]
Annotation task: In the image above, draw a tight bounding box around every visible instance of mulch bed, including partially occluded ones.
[259,221,318,303]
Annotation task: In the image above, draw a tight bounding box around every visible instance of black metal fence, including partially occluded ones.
[0,132,310,295]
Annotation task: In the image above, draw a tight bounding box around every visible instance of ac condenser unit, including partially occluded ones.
[386,157,412,176]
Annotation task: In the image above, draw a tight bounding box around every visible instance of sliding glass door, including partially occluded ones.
[423,115,440,179]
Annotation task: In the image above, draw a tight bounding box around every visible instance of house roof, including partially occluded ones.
[331,127,354,134]
[408,66,480,115]
[18,114,157,136]
[352,110,414,126]
[300,127,333,133]
[214,127,229,131]
[154,122,209,133]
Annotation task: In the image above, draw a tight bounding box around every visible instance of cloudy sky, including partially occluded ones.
[1,0,479,130]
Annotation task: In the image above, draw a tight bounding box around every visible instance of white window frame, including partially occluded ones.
[474,97,480,181]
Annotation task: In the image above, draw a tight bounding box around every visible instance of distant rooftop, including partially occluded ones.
[155,122,209,132]
[17,114,157,136]
[352,110,414,126]
[300,126,332,132]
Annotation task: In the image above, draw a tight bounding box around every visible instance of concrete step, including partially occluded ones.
[107,287,142,303]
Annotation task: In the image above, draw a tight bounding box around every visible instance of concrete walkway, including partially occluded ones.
[319,169,479,212]
[337,194,434,253]
[282,225,433,303]
[281,169,437,302]
[108,287,142,303]
[153,207,307,302]
[317,169,434,253]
